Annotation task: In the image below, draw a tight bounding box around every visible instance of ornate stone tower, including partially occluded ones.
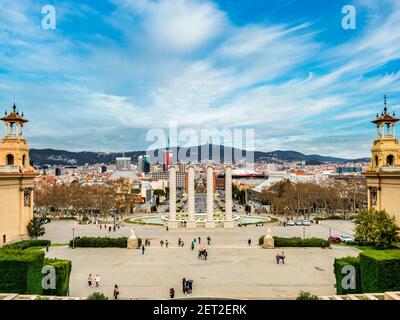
[0,102,37,245]
[363,96,400,225]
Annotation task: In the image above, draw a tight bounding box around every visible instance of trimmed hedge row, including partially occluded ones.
[273,236,330,248]
[334,256,362,295]
[258,236,329,247]
[69,237,129,248]
[0,250,45,294]
[360,250,400,293]
[2,240,51,251]
[43,258,72,296]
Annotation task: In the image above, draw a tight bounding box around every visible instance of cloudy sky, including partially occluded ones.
[0,0,399,158]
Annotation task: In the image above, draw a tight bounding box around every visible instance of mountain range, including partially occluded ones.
[29,145,370,167]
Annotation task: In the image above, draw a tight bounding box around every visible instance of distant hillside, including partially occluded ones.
[29,146,369,167]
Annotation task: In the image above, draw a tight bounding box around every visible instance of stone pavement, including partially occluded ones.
[42,220,358,299]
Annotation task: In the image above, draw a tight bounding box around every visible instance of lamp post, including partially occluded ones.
[303,226,305,240]
[72,227,75,249]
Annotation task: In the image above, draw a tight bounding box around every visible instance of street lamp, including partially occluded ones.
[303,226,305,240]
[72,227,75,249]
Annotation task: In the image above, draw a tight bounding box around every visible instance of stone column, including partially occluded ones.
[168,165,178,228]
[224,164,234,228]
[206,164,215,228]
[186,165,196,228]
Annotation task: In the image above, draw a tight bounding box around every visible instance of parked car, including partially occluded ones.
[328,236,341,244]
[340,234,353,243]
[40,217,51,224]
[286,220,295,226]
[302,220,311,226]
[295,221,303,226]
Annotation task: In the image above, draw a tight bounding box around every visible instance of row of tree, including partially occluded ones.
[34,180,137,219]
[259,179,367,216]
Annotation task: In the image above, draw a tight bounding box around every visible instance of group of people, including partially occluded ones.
[87,274,101,288]
[99,224,120,232]
[276,251,286,264]
[182,278,194,295]
[198,247,208,260]
[160,239,169,248]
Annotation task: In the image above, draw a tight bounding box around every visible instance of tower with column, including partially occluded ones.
[224,164,234,228]
[167,164,178,228]
[205,164,216,228]
[186,164,196,228]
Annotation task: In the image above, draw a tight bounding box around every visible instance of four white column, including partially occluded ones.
[168,163,234,229]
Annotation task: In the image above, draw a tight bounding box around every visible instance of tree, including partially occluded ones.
[354,209,399,249]
[296,291,319,300]
[27,217,46,239]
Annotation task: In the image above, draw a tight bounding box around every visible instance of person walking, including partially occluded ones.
[178,238,182,247]
[46,244,49,253]
[95,274,100,288]
[191,241,195,251]
[166,240,169,248]
[187,280,193,294]
[88,274,93,288]
[181,240,185,247]
[113,285,119,300]
[182,278,186,294]
[281,251,285,264]
[170,288,175,299]
[248,238,251,246]
[276,252,280,264]
[198,237,201,244]
[160,240,164,247]
[207,236,211,245]
[141,245,145,255]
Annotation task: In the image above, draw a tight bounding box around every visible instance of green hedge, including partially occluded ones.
[43,258,72,296]
[360,250,400,293]
[334,256,361,295]
[2,240,51,251]
[273,237,329,248]
[69,237,128,248]
[0,250,44,294]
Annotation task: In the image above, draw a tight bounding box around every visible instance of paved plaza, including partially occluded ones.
[42,219,358,299]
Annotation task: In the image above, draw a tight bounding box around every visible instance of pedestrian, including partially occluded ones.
[100,224,102,230]
[187,280,193,294]
[166,240,169,248]
[191,241,194,251]
[170,288,175,299]
[198,237,201,244]
[248,238,251,246]
[283,221,286,227]
[160,240,164,247]
[193,238,196,244]
[204,250,208,261]
[113,285,119,300]
[181,240,184,247]
[207,236,211,245]
[113,226,116,232]
[108,226,111,232]
[88,274,93,287]
[276,252,280,264]
[46,245,49,253]
[281,251,285,264]
[141,245,145,255]
[95,274,100,287]
[178,238,182,246]
[182,278,186,294]
[166,226,169,231]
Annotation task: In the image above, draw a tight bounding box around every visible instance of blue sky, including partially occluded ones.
[0,0,399,158]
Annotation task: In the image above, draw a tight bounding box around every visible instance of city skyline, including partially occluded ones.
[1,0,400,157]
